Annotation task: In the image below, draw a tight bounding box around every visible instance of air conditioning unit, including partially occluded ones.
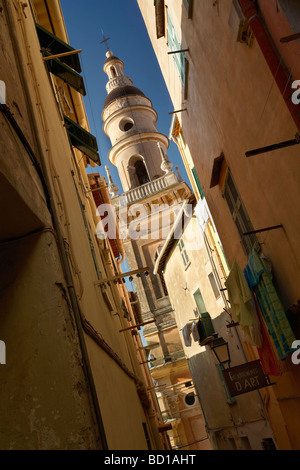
[197,312,216,346]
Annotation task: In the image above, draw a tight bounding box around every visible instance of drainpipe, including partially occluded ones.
[238,0,300,132]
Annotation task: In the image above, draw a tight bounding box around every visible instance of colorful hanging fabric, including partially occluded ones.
[244,249,296,361]
[253,295,281,376]
[225,261,262,347]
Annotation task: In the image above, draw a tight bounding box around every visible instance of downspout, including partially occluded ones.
[238,0,300,132]
[4,0,108,449]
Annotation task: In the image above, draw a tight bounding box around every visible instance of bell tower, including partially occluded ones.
[101,50,192,367]
[102,50,172,193]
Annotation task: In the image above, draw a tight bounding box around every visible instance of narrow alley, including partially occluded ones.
[0,0,299,454]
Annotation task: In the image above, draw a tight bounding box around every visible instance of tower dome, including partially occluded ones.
[102,51,170,193]
[103,85,147,110]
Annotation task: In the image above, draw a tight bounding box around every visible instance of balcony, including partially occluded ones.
[116,172,179,206]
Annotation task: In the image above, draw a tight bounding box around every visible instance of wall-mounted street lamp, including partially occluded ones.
[210,337,231,368]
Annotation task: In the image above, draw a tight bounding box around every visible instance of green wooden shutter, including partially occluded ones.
[192,167,204,199]
[167,11,185,85]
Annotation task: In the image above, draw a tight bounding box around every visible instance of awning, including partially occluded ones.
[46,58,86,95]
[36,23,82,73]
[64,115,100,165]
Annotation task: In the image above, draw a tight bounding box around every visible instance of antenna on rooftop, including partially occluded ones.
[100,29,111,51]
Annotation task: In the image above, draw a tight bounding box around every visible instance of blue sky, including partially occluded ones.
[60,0,189,188]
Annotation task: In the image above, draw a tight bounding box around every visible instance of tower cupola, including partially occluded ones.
[102,51,171,194]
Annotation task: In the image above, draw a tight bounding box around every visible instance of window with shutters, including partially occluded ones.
[208,272,220,299]
[178,238,190,269]
[167,10,185,85]
[223,170,259,256]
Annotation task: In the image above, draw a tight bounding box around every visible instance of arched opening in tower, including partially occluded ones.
[110,66,117,78]
[135,160,150,186]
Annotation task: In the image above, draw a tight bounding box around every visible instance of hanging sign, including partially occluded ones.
[222,360,271,397]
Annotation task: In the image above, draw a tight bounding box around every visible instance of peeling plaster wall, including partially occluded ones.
[0,234,99,450]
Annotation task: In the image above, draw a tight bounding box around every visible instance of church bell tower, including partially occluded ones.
[101,50,192,367]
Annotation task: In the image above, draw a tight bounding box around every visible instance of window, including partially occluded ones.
[154,0,165,39]
[184,57,189,99]
[46,59,86,95]
[110,66,117,78]
[178,238,190,268]
[184,0,194,19]
[185,392,196,407]
[119,118,134,132]
[228,0,254,47]
[223,170,259,256]
[167,11,186,85]
[35,23,86,95]
[124,122,133,132]
[208,272,220,299]
[193,288,206,314]
[36,23,81,72]
[64,115,100,164]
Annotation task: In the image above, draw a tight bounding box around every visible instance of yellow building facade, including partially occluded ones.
[0,0,164,450]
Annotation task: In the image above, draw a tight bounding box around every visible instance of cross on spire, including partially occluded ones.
[100,29,111,51]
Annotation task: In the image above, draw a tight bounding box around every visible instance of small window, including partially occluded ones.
[119,118,134,132]
[110,66,117,78]
[184,58,189,100]
[185,392,196,407]
[223,170,259,256]
[184,0,194,19]
[178,238,190,268]
[154,0,165,39]
[124,122,133,132]
[228,0,254,47]
[208,272,220,299]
